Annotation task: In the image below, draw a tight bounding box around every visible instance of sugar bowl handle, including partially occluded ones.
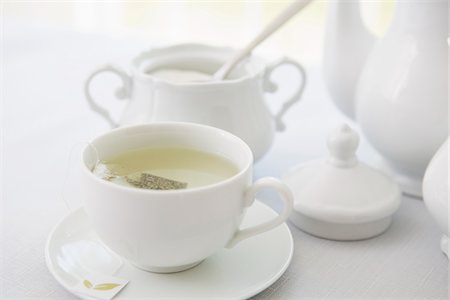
[226,177,293,248]
[263,57,307,131]
[84,65,131,128]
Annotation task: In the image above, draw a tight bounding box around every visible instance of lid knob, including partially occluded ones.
[327,124,359,167]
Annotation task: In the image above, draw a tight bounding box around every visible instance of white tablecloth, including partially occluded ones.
[2,20,448,299]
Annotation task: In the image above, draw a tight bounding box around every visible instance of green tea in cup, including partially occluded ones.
[93,147,238,190]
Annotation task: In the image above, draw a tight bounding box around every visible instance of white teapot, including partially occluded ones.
[423,138,449,259]
[85,44,306,161]
[323,1,448,196]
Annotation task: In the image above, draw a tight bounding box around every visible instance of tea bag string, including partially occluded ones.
[61,141,100,213]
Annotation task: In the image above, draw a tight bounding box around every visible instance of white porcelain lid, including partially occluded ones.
[283,124,401,224]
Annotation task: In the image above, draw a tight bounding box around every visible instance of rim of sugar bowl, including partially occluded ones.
[130,43,268,87]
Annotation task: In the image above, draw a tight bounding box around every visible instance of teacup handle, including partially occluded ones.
[263,57,307,131]
[84,65,132,128]
[226,177,293,248]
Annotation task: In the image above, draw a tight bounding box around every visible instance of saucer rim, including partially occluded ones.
[45,201,294,300]
[44,210,92,300]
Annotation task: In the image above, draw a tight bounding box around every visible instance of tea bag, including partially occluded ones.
[92,163,116,181]
[126,172,188,190]
[92,162,187,190]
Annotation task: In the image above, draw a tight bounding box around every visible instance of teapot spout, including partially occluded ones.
[322,0,376,119]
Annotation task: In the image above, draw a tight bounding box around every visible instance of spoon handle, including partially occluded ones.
[213,0,313,80]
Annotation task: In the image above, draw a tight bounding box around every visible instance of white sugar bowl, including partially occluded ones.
[283,124,402,240]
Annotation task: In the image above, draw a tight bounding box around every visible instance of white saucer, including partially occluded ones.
[45,200,293,299]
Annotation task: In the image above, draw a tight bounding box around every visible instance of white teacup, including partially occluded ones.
[82,122,293,273]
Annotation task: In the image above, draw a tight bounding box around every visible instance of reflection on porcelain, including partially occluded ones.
[323,1,448,197]
[85,44,306,161]
[80,122,293,273]
[423,138,449,259]
[44,211,123,289]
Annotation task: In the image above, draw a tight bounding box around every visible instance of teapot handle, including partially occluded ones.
[84,65,132,128]
[263,57,307,131]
